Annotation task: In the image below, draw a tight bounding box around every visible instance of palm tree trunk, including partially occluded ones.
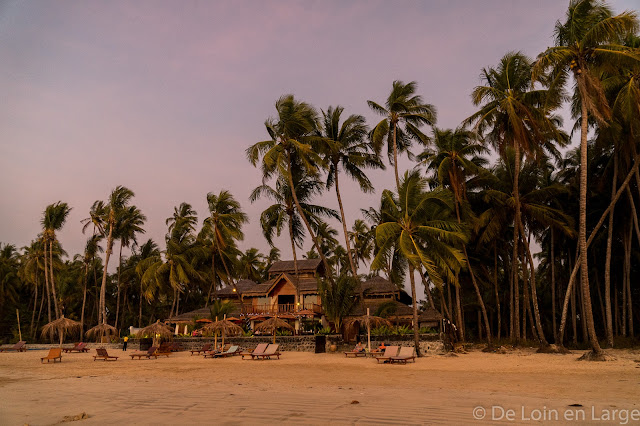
[49,240,60,319]
[285,152,335,286]
[512,142,522,344]
[418,267,436,310]
[571,277,578,345]
[333,166,359,280]
[551,229,557,343]
[218,246,246,314]
[36,278,45,339]
[30,274,38,338]
[138,279,143,328]
[392,121,400,190]
[519,221,548,346]
[578,93,603,356]
[494,243,501,340]
[115,243,123,330]
[604,154,617,347]
[100,214,115,325]
[625,218,633,337]
[43,242,52,323]
[81,263,88,333]
[408,265,421,357]
[288,214,301,307]
[454,275,464,342]
[206,251,217,308]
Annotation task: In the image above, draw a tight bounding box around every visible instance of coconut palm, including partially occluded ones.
[533,0,639,358]
[466,51,567,343]
[372,171,467,355]
[41,202,72,320]
[237,248,266,283]
[80,235,102,333]
[318,274,358,332]
[247,95,335,284]
[368,80,437,190]
[317,105,384,278]
[200,190,248,304]
[0,244,20,325]
[349,219,375,270]
[133,239,161,327]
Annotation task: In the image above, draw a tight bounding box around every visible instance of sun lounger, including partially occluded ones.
[375,345,399,364]
[156,342,172,357]
[190,343,212,356]
[389,346,416,364]
[344,349,367,358]
[93,348,119,361]
[130,346,158,360]
[0,341,27,352]
[241,343,268,360]
[214,345,240,358]
[252,344,281,360]
[63,342,89,353]
[170,342,184,352]
[41,348,62,363]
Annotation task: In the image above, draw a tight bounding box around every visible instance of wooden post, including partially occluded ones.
[16,310,22,342]
[367,308,371,352]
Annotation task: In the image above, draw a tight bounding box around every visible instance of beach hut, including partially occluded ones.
[136,320,173,346]
[85,323,119,343]
[254,316,294,344]
[202,317,243,350]
[41,316,82,347]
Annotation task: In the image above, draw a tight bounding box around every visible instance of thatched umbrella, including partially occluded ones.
[41,316,82,347]
[136,320,174,346]
[344,308,392,352]
[254,316,294,344]
[202,318,243,349]
[85,323,119,342]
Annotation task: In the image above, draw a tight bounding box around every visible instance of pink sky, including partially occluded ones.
[1,0,636,291]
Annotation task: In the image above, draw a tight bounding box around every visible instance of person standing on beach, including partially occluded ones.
[123,336,129,351]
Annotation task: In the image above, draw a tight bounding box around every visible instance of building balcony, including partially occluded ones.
[242,303,322,315]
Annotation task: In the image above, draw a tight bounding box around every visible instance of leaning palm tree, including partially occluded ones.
[200,190,248,303]
[41,201,72,320]
[533,0,639,359]
[466,51,566,344]
[317,105,384,278]
[368,80,437,190]
[247,95,335,285]
[372,171,467,356]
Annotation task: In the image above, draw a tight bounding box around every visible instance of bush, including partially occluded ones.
[317,326,333,335]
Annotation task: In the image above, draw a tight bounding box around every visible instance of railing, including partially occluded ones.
[242,303,322,315]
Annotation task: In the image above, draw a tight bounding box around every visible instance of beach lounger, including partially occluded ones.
[0,341,27,352]
[93,348,119,361]
[156,342,172,357]
[130,346,159,360]
[389,346,416,364]
[241,343,268,360]
[375,345,399,364]
[344,349,367,358]
[190,343,212,356]
[170,342,184,352]
[41,348,62,363]
[214,345,239,358]
[252,344,281,360]
[63,342,89,353]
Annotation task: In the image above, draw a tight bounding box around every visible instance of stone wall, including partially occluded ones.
[326,333,444,354]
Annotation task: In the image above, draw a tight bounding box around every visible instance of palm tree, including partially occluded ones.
[349,219,375,270]
[533,0,639,358]
[41,202,72,320]
[19,240,45,338]
[80,235,102,333]
[133,239,160,327]
[466,51,566,343]
[368,80,437,190]
[418,126,494,346]
[246,95,335,283]
[200,190,248,304]
[318,274,358,332]
[317,105,384,278]
[372,171,467,355]
[0,243,20,325]
[237,248,266,283]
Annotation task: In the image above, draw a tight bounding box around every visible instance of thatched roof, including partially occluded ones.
[201,320,243,336]
[344,315,392,329]
[136,320,173,338]
[41,316,82,344]
[360,276,400,295]
[254,317,294,333]
[85,323,118,339]
[268,259,322,275]
[419,307,443,322]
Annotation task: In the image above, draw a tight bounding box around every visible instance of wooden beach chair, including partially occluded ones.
[190,343,212,356]
[63,343,81,353]
[344,348,367,358]
[64,342,89,353]
[93,348,119,361]
[41,348,62,363]
[0,341,27,352]
[389,346,416,364]
[375,345,399,364]
[241,343,268,360]
[130,346,158,360]
[156,342,172,357]
[252,344,281,360]
[214,345,239,358]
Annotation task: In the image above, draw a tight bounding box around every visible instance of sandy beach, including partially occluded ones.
[0,347,639,425]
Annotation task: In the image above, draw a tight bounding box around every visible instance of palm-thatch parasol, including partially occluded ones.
[136,320,174,346]
[85,323,119,342]
[202,317,243,349]
[254,316,294,344]
[344,308,392,352]
[41,316,82,347]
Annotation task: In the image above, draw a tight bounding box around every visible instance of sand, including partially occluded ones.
[0,347,639,425]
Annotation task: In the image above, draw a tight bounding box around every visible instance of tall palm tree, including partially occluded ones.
[0,243,20,324]
[368,80,437,190]
[41,202,72,320]
[418,126,494,346]
[533,0,639,358]
[200,190,248,304]
[466,51,566,344]
[372,171,467,355]
[237,248,266,283]
[317,105,384,278]
[133,239,161,327]
[80,235,102,333]
[247,95,336,284]
[349,219,375,269]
